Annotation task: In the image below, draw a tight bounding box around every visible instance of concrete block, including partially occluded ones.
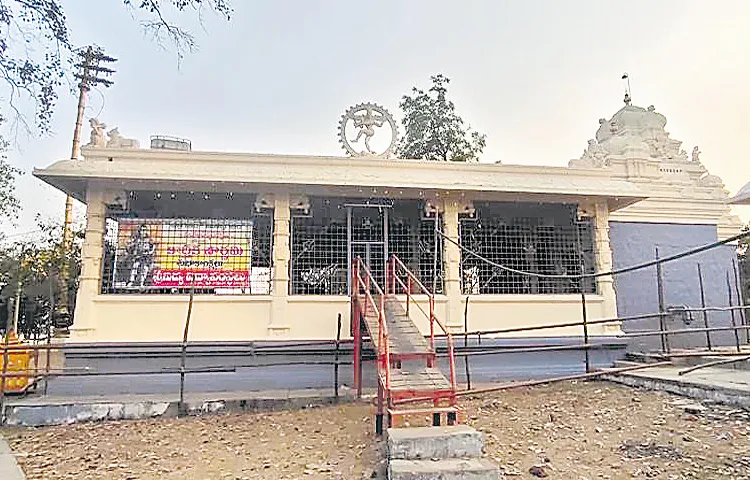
[387,426,484,460]
[4,401,172,426]
[388,458,500,480]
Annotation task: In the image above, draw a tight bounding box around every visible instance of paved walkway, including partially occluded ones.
[605,364,750,409]
[0,434,24,480]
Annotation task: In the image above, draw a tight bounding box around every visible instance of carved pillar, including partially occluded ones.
[70,187,108,339]
[593,202,620,332]
[268,193,291,335]
[442,198,463,329]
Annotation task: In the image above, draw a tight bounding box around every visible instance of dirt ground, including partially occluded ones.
[4,381,750,479]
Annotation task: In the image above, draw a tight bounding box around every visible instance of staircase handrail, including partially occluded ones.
[389,255,457,392]
[353,257,390,389]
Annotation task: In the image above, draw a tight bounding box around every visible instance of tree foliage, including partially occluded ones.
[0,216,82,337]
[0,0,232,141]
[397,74,486,162]
[0,153,21,220]
[0,0,231,226]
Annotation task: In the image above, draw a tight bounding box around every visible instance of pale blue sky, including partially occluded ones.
[5,0,750,235]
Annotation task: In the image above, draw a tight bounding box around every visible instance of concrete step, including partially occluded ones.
[388,458,501,480]
[387,425,483,460]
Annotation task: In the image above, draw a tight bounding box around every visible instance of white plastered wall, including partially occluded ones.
[69,185,623,343]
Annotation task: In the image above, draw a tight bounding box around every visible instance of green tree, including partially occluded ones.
[0,1,232,141]
[0,216,82,337]
[0,153,21,221]
[0,0,230,251]
[397,74,486,162]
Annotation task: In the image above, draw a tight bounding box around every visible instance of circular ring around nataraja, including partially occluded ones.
[338,103,398,158]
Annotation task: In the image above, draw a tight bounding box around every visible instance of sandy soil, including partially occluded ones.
[4,381,750,479]
[467,381,750,479]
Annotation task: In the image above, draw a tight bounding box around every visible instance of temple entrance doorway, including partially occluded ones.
[347,201,390,293]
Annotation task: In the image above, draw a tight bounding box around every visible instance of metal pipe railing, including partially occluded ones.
[391,361,674,407]
[427,305,750,340]
[390,254,457,393]
[354,257,390,389]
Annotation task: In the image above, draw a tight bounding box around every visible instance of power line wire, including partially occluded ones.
[437,228,749,280]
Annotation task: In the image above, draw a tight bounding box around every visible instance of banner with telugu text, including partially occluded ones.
[112,218,254,289]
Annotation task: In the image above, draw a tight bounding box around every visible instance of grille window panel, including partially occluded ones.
[460,203,596,295]
[290,198,444,295]
[388,203,443,294]
[290,204,348,295]
[100,191,272,295]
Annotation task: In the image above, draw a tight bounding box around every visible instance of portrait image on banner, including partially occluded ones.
[112,219,254,290]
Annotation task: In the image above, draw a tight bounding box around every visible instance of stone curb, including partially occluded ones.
[0,434,24,480]
[603,373,750,409]
[3,391,356,427]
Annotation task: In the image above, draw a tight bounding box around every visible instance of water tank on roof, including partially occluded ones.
[150,135,191,151]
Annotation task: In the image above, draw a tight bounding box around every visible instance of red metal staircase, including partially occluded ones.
[351,255,459,435]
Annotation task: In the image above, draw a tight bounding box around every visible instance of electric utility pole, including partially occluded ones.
[56,46,116,335]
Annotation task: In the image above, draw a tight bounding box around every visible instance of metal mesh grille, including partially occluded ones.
[350,205,387,289]
[100,191,272,295]
[388,201,443,294]
[291,199,349,295]
[460,202,596,295]
[290,198,444,295]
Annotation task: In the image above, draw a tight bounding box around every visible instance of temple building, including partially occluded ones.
[32,98,743,352]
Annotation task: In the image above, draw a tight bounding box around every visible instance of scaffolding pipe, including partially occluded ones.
[625,324,750,338]
[697,263,712,350]
[655,247,669,353]
[732,259,749,344]
[464,296,471,389]
[642,350,750,359]
[727,271,742,353]
[178,286,195,416]
[678,355,750,375]
[0,332,9,420]
[393,361,673,406]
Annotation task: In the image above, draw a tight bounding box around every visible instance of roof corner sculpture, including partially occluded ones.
[85,118,140,149]
[338,103,398,158]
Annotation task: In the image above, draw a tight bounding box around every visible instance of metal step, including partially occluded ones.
[384,366,452,393]
[359,294,433,358]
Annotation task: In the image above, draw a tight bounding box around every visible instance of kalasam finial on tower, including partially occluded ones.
[338,102,398,158]
[622,72,632,105]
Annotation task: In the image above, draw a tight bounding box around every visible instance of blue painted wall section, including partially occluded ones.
[55,337,625,396]
[609,221,744,351]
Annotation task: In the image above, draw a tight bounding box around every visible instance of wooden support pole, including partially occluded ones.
[697,263,712,351]
[727,271,742,353]
[655,247,670,353]
[334,313,341,400]
[178,286,195,417]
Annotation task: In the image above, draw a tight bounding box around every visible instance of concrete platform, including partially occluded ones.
[604,364,750,409]
[388,426,484,460]
[2,388,355,427]
[388,458,500,480]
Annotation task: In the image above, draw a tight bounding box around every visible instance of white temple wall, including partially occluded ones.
[68,184,625,343]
